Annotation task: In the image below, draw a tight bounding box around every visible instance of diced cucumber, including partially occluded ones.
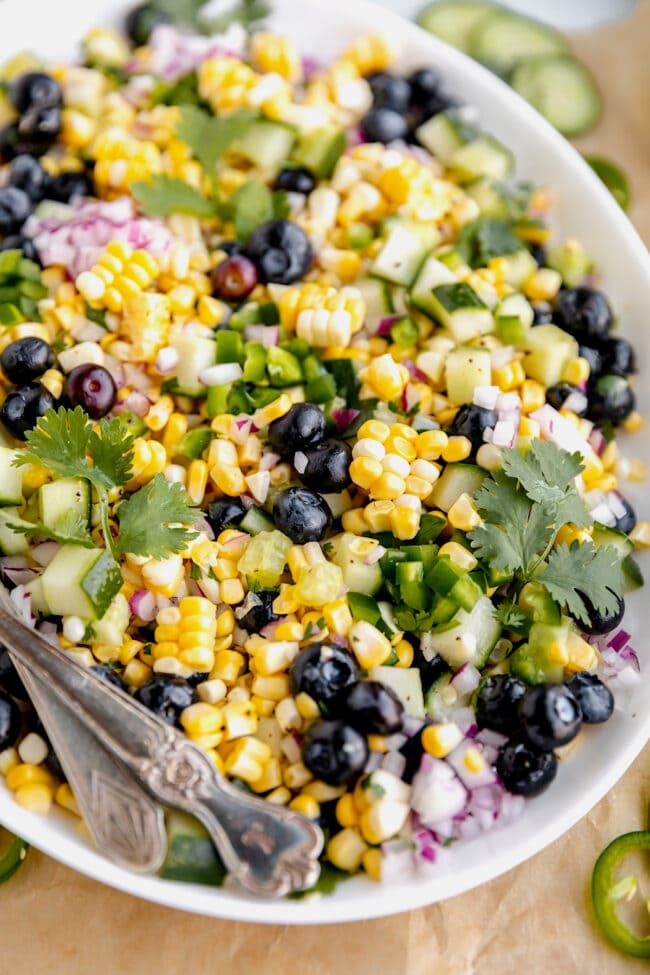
[511,55,601,138]
[414,110,478,165]
[25,575,49,616]
[88,593,130,647]
[622,555,644,591]
[421,596,500,669]
[424,671,453,721]
[170,335,217,397]
[417,1,497,54]
[510,620,568,684]
[449,136,514,182]
[0,448,23,507]
[371,227,429,286]
[418,281,494,343]
[333,533,382,595]
[368,665,424,718]
[495,292,534,331]
[356,277,393,327]
[520,324,578,387]
[591,523,634,557]
[466,176,513,218]
[0,508,29,555]
[410,256,456,315]
[235,120,296,170]
[239,506,275,535]
[445,345,491,405]
[430,463,486,513]
[290,125,346,178]
[546,238,594,288]
[469,8,568,77]
[41,545,122,619]
[160,811,226,886]
[502,249,537,289]
[39,477,91,532]
[381,217,442,252]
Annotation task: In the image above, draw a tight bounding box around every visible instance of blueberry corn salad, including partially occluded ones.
[0,6,646,890]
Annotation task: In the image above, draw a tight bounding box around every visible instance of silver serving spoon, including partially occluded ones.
[0,593,323,897]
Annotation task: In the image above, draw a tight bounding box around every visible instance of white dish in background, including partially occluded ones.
[374,0,639,32]
[0,0,648,926]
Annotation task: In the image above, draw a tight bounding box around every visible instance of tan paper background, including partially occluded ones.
[1,4,650,972]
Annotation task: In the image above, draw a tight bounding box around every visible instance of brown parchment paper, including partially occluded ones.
[1,4,650,973]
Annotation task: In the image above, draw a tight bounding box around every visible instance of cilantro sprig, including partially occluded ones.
[150,0,268,35]
[468,440,625,626]
[14,408,198,560]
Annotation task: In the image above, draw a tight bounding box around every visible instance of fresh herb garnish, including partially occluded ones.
[150,0,268,34]
[115,474,199,559]
[131,175,217,218]
[494,600,529,634]
[5,510,94,548]
[456,217,524,268]
[176,105,258,178]
[468,440,625,625]
[220,180,290,241]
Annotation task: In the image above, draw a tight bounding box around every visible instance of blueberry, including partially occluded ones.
[302,719,368,786]
[360,106,409,143]
[587,374,635,425]
[520,683,582,751]
[274,167,316,195]
[496,738,557,797]
[90,664,127,691]
[0,690,21,750]
[573,591,624,636]
[205,497,247,535]
[398,728,428,783]
[1,337,54,385]
[612,495,636,535]
[411,648,450,694]
[46,170,93,204]
[0,647,27,700]
[529,244,546,267]
[17,105,61,144]
[10,73,62,113]
[407,68,442,104]
[237,589,280,634]
[0,235,40,263]
[8,155,48,202]
[298,439,352,493]
[133,676,195,726]
[600,336,636,376]
[211,254,258,301]
[578,344,603,378]
[531,302,553,325]
[565,672,614,724]
[245,218,312,285]
[218,240,245,256]
[290,642,360,714]
[65,363,117,419]
[44,747,66,782]
[125,3,170,45]
[415,91,460,124]
[476,674,527,737]
[554,287,613,344]
[546,383,587,416]
[273,486,332,543]
[343,680,404,735]
[268,403,326,455]
[448,403,497,450]
[366,72,411,113]
[0,187,32,235]
[0,123,53,162]
[0,383,57,440]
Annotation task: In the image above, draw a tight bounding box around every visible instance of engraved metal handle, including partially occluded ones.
[0,594,323,896]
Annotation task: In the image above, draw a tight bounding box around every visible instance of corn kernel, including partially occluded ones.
[14,783,53,814]
[395,639,414,668]
[362,847,382,881]
[55,782,80,816]
[288,794,320,819]
[284,761,313,790]
[447,492,482,532]
[220,578,245,605]
[348,620,392,668]
[422,722,464,759]
[623,411,643,433]
[441,436,472,463]
[249,757,283,793]
[336,793,359,828]
[438,541,478,571]
[326,828,368,872]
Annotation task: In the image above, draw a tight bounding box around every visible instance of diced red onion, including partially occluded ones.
[331,408,360,432]
[243,324,279,346]
[2,566,39,588]
[620,645,641,672]
[375,315,401,336]
[30,541,61,567]
[607,629,631,652]
[491,420,516,448]
[380,839,417,883]
[9,585,35,625]
[447,739,497,789]
[402,715,426,737]
[589,502,616,527]
[364,751,383,773]
[475,728,508,749]
[563,391,588,415]
[259,451,281,472]
[220,532,250,555]
[364,544,386,566]
[230,417,253,445]
[199,363,243,387]
[482,426,494,444]
[530,404,591,455]
[490,346,516,370]
[239,494,255,509]
[347,127,367,147]
[449,707,478,735]
[260,620,281,640]
[403,360,429,383]
[496,391,521,413]
[381,750,407,778]
[411,754,468,826]
[129,589,157,622]
[115,390,150,418]
[155,347,179,375]
[194,516,215,541]
[450,663,481,696]
[301,55,322,80]
[607,492,627,519]
[473,385,500,410]
[280,734,302,764]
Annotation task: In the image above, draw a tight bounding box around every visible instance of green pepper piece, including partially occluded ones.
[592,830,650,958]
[0,831,28,885]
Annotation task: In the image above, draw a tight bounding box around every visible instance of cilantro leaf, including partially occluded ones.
[115,474,199,558]
[537,542,625,625]
[151,0,268,34]
[132,175,216,218]
[87,415,136,489]
[5,510,93,548]
[469,472,555,575]
[150,0,207,29]
[502,441,591,528]
[494,600,529,634]
[16,406,94,482]
[176,106,257,175]
[456,217,524,268]
[203,0,270,33]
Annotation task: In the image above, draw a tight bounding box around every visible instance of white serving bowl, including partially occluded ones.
[0,0,648,926]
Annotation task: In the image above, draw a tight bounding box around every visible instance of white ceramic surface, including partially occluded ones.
[0,0,649,926]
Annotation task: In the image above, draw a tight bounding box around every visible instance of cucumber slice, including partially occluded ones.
[89,593,130,647]
[235,120,296,170]
[371,226,429,286]
[584,155,630,211]
[410,256,457,316]
[495,292,534,340]
[430,463,486,512]
[290,125,346,178]
[170,335,217,397]
[449,136,514,182]
[591,523,634,558]
[25,575,49,616]
[160,811,226,885]
[239,506,275,535]
[417,1,497,53]
[356,277,394,327]
[421,596,500,669]
[415,110,477,165]
[368,665,425,718]
[520,323,579,387]
[502,249,537,289]
[41,545,122,619]
[39,477,91,532]
[0,509,29,555]
[510,55,602,138]
[546,239,594,289]
[381,217,442,252]
[445,345,491,405]
[333,534,382,595]
[417,280,494,343]
[0,448,23,507]
[469,9,568,77]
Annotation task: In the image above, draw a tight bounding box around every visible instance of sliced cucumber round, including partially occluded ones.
[511,55,602,137]
[417,1,497,54]
[469,9,568,77]
[584,155,631,211]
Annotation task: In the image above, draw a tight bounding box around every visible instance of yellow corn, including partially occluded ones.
[342,33,396,74]
[76,242,158,313]
[441,436,472,463]
[422,722,464,759]
[416,429,448,460]
[327,828,368,872]
[447,493,482,531]
[623,411,643,433]
[630,522,650,548]
[389,504,420,541]
[359,353,409,400]
[120,292,171,363]
[563,356,591,386]
[438,541,478,571]
[288,794,320,819]
[249,31,302,81]
[249,757,283,793]
[362,848,383,882]
[493,360,526,392]
[348,620,392,668]
[221,699,258,740]
[180,703,224,738]
[6,764,53,791]
[395,639,414,668]
[14,783,54,814]
[524,268,563,302]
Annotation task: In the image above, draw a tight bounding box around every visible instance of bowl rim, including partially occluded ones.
[0,0,649,925]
